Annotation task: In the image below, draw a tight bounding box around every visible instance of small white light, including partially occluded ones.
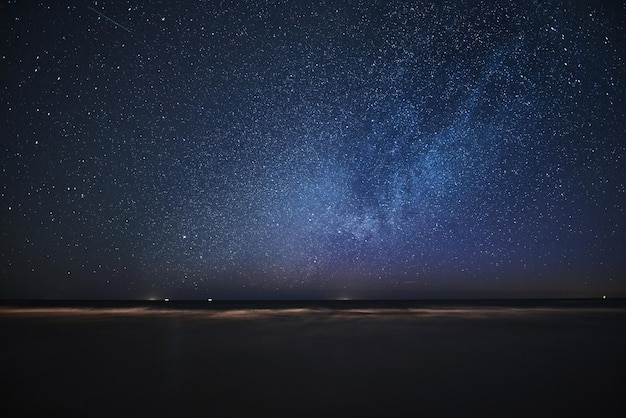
[207,298,213,302]
[164,298,170,302]
[602,295,606,300]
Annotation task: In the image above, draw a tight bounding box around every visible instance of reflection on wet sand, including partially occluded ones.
[2,301,624,417]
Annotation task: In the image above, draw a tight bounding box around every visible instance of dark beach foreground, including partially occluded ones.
[1,299,625,417]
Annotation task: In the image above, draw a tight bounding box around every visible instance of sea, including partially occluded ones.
[1,299,625,417]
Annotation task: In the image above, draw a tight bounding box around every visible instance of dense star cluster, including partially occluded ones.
[2,1,625,299]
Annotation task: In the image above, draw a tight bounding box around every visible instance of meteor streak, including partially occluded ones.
[87,6,132,34]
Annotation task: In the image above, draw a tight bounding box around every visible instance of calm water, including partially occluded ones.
[1,299,625,417]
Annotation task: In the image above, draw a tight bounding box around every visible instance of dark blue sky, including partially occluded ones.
[1,1,625,299]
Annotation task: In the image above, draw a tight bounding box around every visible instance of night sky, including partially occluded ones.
[1,1,625,300]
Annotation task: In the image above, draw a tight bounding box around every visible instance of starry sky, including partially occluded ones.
[1,1,625,300]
